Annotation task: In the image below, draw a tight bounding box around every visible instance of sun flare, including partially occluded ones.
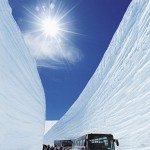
[23,0,82,40]
[42,18,60,37]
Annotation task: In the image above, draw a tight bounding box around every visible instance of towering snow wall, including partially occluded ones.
[44,0,150,149]
[0,0,45,149]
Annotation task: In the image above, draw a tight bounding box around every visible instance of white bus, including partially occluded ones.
[72,133,119,150]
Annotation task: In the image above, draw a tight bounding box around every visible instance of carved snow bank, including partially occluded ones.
[44,0,150,149]
[0,0,45,149]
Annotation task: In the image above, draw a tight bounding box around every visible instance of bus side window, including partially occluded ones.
[83,139,85,146]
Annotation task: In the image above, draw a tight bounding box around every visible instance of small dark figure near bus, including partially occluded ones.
[47,145,50,150]
[43,144,47,150]
[50,146,54,150]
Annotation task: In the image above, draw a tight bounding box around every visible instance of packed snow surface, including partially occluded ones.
[44,0,150,149]
[0,0,45,150]
[44,121,57,135]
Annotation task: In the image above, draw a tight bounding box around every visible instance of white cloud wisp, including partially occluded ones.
[24,33,82,69]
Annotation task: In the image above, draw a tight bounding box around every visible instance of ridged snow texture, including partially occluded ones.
[45,0,150,149]
[0,1,45,150]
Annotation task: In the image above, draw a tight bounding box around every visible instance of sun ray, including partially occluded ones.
[24,29,43,35]
[58,29,84,36]
[54,1,64,19]
[57,3,80,22]
[22,6,42,22]
[21,19,42,26]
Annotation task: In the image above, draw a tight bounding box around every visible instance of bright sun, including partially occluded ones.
[24,1,81,40]
[42,18,60,37]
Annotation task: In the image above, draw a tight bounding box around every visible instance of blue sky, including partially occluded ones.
[9,0,131,120]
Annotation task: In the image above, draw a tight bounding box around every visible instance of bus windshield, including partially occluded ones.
[88,134,114,150]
